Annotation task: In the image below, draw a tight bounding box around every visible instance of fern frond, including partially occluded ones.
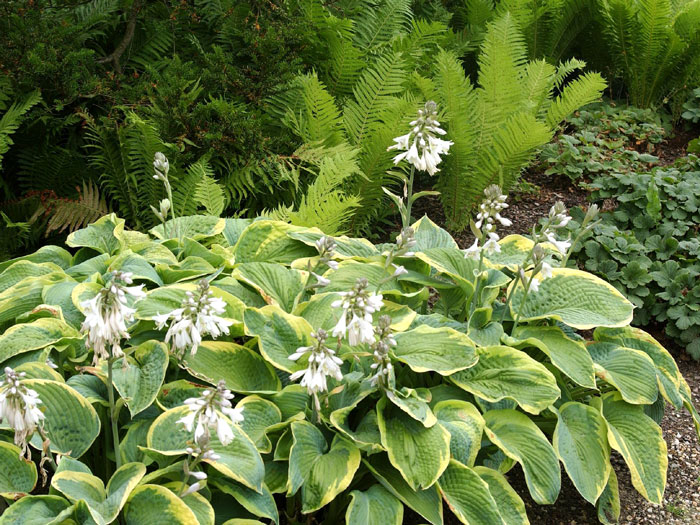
[635,0,674,107]
[546,71,607,127]
[0,90,41,170]
[343,52,408,146]
[195,174,227,216]
[284,73,345,146]
[44,180,110,236]
[353,0,413,52]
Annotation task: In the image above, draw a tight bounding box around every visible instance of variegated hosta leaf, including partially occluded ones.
[0,317,80,363]
[324,377,383,452]
[232,220,315,264]
[346,484,403,525]
[66,214,125,255]
[288,230,379,258]
[149,215,225,241]
[484,409,561,505]
[0,495,71,525]
[24,379,100,458]
[147,405,265,492]
[103,340,168,417]
[182,341,281,395]
[474,466,529,525]
[510,325,595,388]
[392,326,477,375]
[437,460,503,525]
[509,268,634,329]
[322,261,406,296]
[210,477,278,524]
[485,235,535,270]
[51,462,146,525]
[449,346,560,414]
[597,392,667,504]
[410,216,459,251]
[376,397,450,490]
[597,468,621,525]
[588,342,658,404]
[243,306,313,373]
[235,396,282,453]
[232,262,305,312]
[433,400,484,467]
[363,454,443,525]
[0,441,37,497]
[553,402,611,504]
[124,484,199,524]
[162,481,215,525]
[288,421,361,513]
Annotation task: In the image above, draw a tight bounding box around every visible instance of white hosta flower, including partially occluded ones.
[482,233,501,255]
[177,380,243,448]
[391,264,408,278]
[540,262,553,280]
[370,316,396,388]
[331,278,383,346]
[0,368,45,458]
[155,279,233,358]
[475,185,510,235]
[81,271,145,365]
[289,330,343,396]
[153,152,169,180]
[544,231,572,256]
[182,482,203,497]
[529,278,540,292]
[312,272,330,287]
[464,239,480,260]
[548,201,572,229]
[388,101,453,175]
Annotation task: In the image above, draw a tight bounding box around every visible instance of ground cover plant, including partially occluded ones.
[0,150,697,523]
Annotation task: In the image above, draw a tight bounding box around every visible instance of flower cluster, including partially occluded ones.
[153,278,233,358]
[0,367,45,458]
[177,381,243,496]
[177,380,244,448]
[331,278,384,346]
[370,316,396,388]
[388,101,453,175]
[289,329,343,397]
[315,236,339,270]
[465,185,510,260]
[81,271,145,365]
[542,201,573,255]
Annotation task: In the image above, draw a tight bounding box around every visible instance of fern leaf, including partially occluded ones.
[545,71,607,127]
[353,0,413,51]
[45,180,110,236]
[0,90,41,170]
[195,175,226,216]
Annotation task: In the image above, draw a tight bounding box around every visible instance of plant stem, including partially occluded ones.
[465,251,485,322]
[106,359,122,470]
[511,272,537,333]
[403,165,416,229]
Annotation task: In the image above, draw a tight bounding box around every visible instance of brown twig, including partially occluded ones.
[96,0,142,75]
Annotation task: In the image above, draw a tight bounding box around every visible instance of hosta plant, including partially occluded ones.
[0,193,696,523]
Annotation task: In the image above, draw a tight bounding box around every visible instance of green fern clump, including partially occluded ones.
[430,14,606,229]
[597,0,700,108]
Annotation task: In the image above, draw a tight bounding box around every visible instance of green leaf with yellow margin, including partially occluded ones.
[232,220,315,264]
[588,342,658,405]
[484,409,561,505]
[288,421,361,513]
[393,326,477,375]
[232,262,305,312]
[149,216,225,241]
[243,306,313,373]
[595,392,667,504]
[346,484,403,525]
[24,379,100,458]
[376,396,450,490]
[210,477,278,524]
[0,318,81,363]
[449,346,560,415]
[147,405,265,492]
[473,466,529,525]
[509,268,634,329]
[410,216,458,251]
[438,460,503,525]
[510,325,595,388]
[485,235,535,270]
[161,481,215,525]
[553,402,611,504]
[0,495,72,525]
[182,342,281,395]
[66,214,125,255]
[0,441,37,497]
[124,484,199,524]
[596,469,620,525]
[433,400,484,467]
[51,462,146,525]
[235,396,282,453]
